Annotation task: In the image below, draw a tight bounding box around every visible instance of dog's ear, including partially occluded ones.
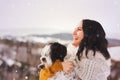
[59,47,67,61]
[50,42,67,62]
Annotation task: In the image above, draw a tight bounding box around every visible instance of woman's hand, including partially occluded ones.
[62,61,74,74]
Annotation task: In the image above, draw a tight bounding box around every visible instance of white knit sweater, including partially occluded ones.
[67,43,111,80]
[49,43,111,80]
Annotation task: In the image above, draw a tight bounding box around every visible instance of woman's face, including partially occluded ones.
[72,21,84,45]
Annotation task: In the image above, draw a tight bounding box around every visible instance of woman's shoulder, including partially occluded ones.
[94,51,106,60]
[82,50,109,61]
[87,51,111,66]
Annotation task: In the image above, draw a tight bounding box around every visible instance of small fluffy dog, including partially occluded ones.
[39,42,67,80]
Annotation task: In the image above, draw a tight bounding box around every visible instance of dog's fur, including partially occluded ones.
[39,42,67,69]
[39,42,67,80]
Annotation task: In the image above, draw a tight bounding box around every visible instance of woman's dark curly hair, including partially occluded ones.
[77,19,110,60]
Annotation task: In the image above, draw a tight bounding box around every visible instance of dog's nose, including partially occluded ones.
[40,65,45,69]
[38,64,45,69]
[42,57,46,62]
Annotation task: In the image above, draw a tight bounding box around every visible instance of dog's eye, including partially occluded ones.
[42,57,46,62]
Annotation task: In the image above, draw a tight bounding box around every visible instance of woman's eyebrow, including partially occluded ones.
[77,27,82,29]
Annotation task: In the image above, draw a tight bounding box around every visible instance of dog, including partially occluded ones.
[39,42,67,80]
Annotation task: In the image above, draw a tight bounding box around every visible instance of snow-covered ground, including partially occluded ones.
[108,46,120,61]
[23,36,71,44]
[0,35,71,44]
[0,35,120,63]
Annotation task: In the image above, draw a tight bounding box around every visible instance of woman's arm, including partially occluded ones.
[62,61,74,74]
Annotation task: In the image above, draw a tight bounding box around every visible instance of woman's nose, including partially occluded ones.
[73,30,77,35]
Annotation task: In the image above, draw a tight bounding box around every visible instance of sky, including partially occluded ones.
[0,0,120,39]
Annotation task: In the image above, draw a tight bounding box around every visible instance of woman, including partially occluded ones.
[62,19,111,80]
[63,22,83,73]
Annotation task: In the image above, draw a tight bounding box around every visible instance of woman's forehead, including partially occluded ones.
[76,21,83,28]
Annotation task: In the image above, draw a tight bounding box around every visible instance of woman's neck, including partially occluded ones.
[72,40,80,47]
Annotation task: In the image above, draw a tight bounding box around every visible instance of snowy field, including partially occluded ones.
[108,46,120,61]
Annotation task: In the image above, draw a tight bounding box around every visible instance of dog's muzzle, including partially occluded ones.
[38,57,47,70]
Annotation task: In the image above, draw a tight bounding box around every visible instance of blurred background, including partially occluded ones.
[0,0,120,80]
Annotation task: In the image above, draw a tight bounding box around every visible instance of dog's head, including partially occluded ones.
[38,42,67,69]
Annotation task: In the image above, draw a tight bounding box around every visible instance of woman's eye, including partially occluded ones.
[74,27,82,31]
[78,28,82,31]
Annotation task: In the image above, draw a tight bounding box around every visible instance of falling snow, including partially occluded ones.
[25,76,28,79]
